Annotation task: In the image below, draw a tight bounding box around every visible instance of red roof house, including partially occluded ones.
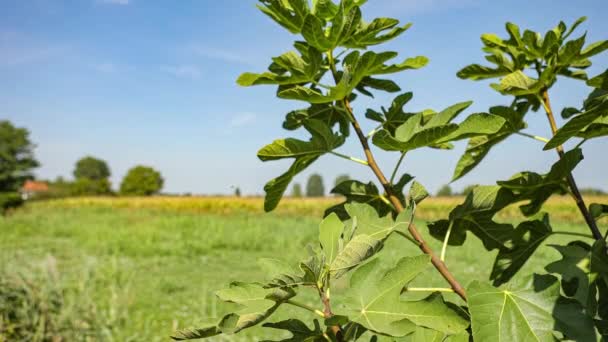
[21,180,49,200]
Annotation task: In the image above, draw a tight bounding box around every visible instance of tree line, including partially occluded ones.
[0,120,164,211]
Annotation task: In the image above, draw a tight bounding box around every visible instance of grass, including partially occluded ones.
[0,197,605,340]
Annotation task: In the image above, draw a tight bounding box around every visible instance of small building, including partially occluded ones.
[21,180,49,200]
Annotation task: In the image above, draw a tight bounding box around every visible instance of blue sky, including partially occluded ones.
[2,0,607,195]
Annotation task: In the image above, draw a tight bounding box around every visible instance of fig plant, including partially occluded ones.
[172,1,607,340]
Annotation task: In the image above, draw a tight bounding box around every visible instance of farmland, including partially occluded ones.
[1,196,605,340]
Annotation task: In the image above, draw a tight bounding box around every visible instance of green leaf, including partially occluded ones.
[172,283,295,340]
[544,106,606,149]
[491,70,543,96]
[301,14,333,50]
[324,176,411,219]
[497,148,584,216]
[468,274,595,342]
[262,319,325,341]
[429,186,516,251]
[311,0,338,20]
[345,19,412,48]
[259,120,344,211]
[258,122,344,161]
[282,103,349,136]
[409,181,428,205]
[587,69,608,90]
[563,16,587,40]
[435,113,507,143]
[319,213,344,263]
[558,33,586,66]
[452,105,526,181]
[545,242,593,305]
[257,0,309,34]
[590,203,608,221]
[457,64,512,80]
[329,203,414,278]
[339,256,469,337]
[490,214,553,286]
[238,46,323,87]
[372,101,504,154]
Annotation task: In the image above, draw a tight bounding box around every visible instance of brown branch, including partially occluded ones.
[324,50,467,301]
[318,287,343,341]
[541,89,603,240]
[342,100,468,301]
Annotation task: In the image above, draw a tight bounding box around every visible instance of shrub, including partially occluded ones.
[0,192,23,214]
[71,178,113,196]
[306,173,324,197]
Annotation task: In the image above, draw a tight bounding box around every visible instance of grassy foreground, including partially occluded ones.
[0,197,605,341]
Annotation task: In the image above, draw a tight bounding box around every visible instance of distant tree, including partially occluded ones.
[334,174,350,188]
[0,120,39,192]
[306,174,325,197]
[580,187,607,196]
[235,187,242,197]
[461,184,478,196]
[71,178,112,196]
[73,156,110,181]
[436,184,453,197]
[120,166,163,196]
[291,183,303,198]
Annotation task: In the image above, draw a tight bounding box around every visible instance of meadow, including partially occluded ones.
[1,196,606,341]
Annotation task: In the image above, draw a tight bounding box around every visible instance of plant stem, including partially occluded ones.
[286,299,325,317]
[440,222,453,262]
[552,231,595,239]
[541,89,603,240]
[404,287,455,293]
[366,124,383,138]
[395,230,419,246]
[515,131,550,143]
[325,53,467,301]
[318,286,342,341]
[390,152,407,184]
[329,151,369,166]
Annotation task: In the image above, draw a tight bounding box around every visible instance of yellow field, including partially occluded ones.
[33,194,608,223]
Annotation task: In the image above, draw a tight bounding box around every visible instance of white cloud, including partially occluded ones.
[230,112,256,127]
[161,65,202,79]
[98,0,130,5]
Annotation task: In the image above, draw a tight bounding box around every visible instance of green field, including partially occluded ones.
[0,199,603,341]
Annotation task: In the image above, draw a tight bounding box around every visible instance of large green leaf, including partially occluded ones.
[259,120,345,211]
[428,186,516,251]
[262,319,326,341]
[490,214,553,286]
[545,240,608,320]
[338,256,469,337]
[172,283,295,340]
[329,203,414,278]
[372,101,505,153]
[468,275,596,342]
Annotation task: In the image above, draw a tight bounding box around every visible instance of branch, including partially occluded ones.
[541,89,603,240]
[326,51,467,301]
